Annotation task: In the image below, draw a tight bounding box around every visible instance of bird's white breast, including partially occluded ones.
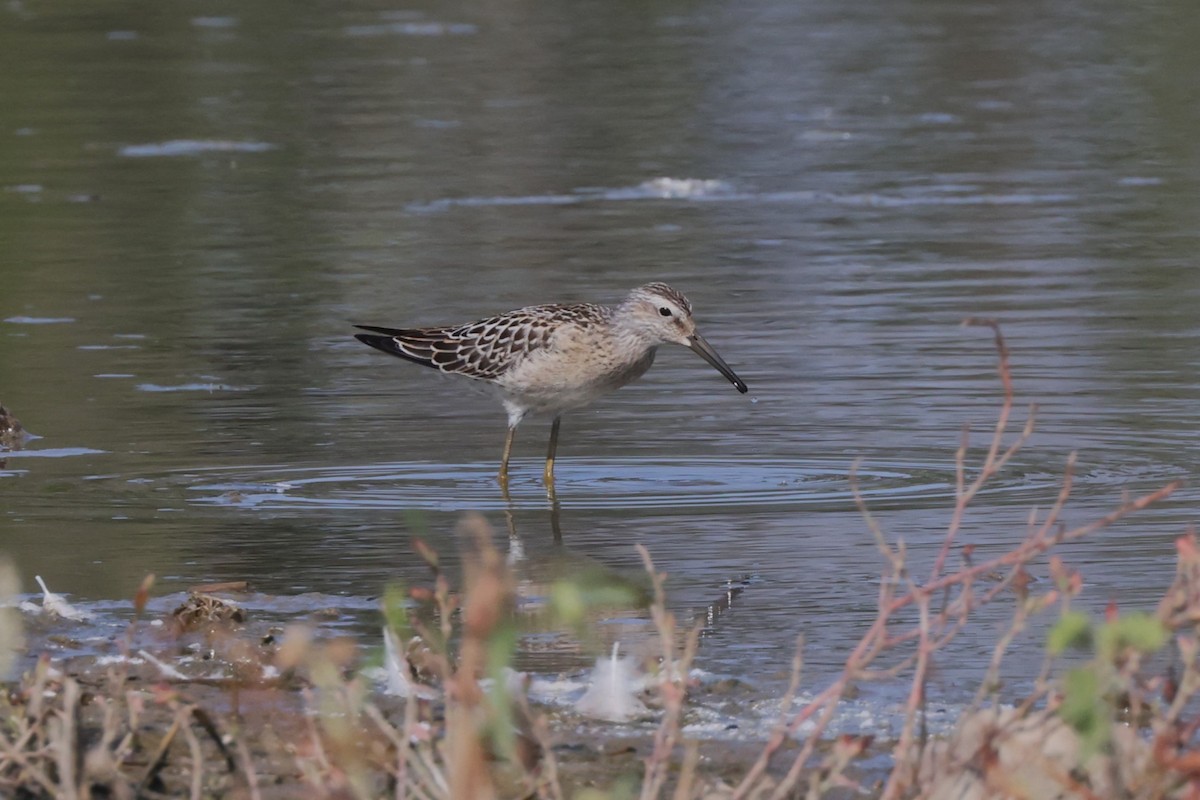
[496,323,657,415]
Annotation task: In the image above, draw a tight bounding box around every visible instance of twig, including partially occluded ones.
[882,583,933,800]
[190,707,235,773]
[636,543,702,800]
[0,729,59,797]
[138,649,188,681]
[969,593,1034,710]
[53,678,80,800]
[236,736,263,800]
[931,319,1033,582]
[734,637,805,794]
[532,714,565,800]
[396,698,414,800]
[767,689,843,799]
[673,741,700,800]
[300,688,332,774]
[736,321,1181,799]
[180,712,204,800]
[139,711,183,793]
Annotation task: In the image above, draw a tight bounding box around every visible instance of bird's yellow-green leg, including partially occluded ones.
[499,425,516,489]
[544,416,561,488]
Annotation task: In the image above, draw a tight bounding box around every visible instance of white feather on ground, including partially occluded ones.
[382,627,438,699]
[34,575,93,621]
[575,642,648,722]
[138,649,188,680]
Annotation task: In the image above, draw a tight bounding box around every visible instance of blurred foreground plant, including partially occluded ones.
[0,575,241,799]
[726,321,1186,800]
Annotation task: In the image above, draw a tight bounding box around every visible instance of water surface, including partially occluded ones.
[2,0,1199,730]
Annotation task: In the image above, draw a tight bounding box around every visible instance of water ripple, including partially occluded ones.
[183,457,1092,513]
[406,179,1074,214]
[118,140,276,158]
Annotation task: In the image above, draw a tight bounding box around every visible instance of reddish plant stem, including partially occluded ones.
[732,319,1180,799]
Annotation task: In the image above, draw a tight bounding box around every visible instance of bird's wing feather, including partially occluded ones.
[355,303,608,381]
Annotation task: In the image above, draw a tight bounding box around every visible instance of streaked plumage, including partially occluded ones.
[355,282,747,488]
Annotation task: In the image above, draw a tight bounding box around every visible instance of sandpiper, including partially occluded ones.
[355,282,748,487]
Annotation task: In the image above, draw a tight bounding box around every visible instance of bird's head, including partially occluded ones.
[619,282,748,394]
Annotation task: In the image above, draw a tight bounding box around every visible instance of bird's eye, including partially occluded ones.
[658,307,672,317]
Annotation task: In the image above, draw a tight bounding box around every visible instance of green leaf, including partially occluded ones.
[548,579,643,632]
[381,584,411,639]
[1059,667,1109,758]
[1097,612,1168,659]
[484,621,519,761]
[549,581,587,629]
[1047,611,1092,655]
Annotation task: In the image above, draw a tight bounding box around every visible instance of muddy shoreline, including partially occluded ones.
[4,582,822,799]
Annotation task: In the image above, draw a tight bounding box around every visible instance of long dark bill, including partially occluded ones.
[687,333,748,394]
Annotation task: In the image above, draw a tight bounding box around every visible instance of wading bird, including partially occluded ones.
[355,282,748,488]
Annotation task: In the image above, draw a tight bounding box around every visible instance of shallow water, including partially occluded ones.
[2,0,1200,733]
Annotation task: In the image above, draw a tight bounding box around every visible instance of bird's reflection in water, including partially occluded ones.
[500,480,563,546]
[498,481,755,664]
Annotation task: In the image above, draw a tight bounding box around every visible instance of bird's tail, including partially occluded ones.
[354,325,444,369]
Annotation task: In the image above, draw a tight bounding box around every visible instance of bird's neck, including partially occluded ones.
[609,306,661,350]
